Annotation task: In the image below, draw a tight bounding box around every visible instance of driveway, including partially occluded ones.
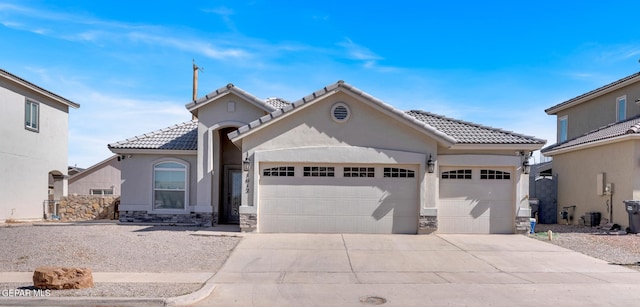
[193,234,640,306]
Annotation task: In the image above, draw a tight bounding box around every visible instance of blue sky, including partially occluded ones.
[2,1,640,167]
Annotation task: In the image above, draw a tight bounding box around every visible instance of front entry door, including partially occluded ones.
[224,169,242,223]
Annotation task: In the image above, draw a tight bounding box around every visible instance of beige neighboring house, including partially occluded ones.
[0,69,79,222]
[109,81,545,234]
[542,71,640,228]
[68,155,121,196]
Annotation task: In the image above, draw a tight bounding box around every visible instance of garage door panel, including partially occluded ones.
[259,164,418,234]
[438,167,514,234]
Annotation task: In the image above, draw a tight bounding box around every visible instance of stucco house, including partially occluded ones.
[68,155,121,196]
[542,71,640,228]
[0,69,79,222]
[109,81,545,234]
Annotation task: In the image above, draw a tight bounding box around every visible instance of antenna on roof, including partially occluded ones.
[192,60,204,120]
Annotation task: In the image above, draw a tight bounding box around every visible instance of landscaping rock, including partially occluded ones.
[33,266,94,290]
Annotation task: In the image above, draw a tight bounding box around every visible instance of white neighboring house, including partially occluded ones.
[109,81,545,234]
[0,69,80,222]
[68,155,121,196]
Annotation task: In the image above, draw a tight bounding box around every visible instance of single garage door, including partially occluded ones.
[259,164,419,233]
[438,167,514,234]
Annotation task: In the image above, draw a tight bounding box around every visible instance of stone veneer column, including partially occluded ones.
[239,213,257,232]
[515,216,531,234]
[418,215,437,234]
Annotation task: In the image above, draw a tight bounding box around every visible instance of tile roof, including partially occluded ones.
[0,68,80,109]
[265,97,290,109]
[186,83,278,113]
[545,71,640,114]
[542,115,640,153]
[406,110,546,144]
[108,120,198,151]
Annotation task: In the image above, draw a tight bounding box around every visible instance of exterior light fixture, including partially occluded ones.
[521,151,531,174]
[242,154,251,171]
[427,154,435,173]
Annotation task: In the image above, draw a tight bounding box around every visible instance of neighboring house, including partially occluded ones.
[0,69,80,222]
[109,81,545,234]
[542,71,640,228]
[68,155,121,196]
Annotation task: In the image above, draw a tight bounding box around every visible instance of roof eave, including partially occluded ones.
[545,74,640,115]
[542,134,639,156]
[449,143,545,151]
[0,69,80,109]
[108,148,197,155]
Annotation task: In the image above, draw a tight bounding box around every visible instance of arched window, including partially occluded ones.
[153,162,187,210]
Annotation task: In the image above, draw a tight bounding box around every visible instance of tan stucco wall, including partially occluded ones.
[0,83,70,221]
[555,82,640,141]
[553,140,637,227]
[68,158,121,195]
[118,154,197,213]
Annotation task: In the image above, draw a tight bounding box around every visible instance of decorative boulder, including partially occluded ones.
[33,266,94,290]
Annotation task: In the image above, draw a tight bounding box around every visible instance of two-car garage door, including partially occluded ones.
[438,167,514,234]
[258,164,419,234]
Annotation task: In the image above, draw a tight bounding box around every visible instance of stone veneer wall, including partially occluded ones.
[57,196,119,221]
[119,210,213,227]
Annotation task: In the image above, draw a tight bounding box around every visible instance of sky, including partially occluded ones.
[2,1,640,168]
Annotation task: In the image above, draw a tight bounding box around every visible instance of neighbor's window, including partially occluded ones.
[617,96,626,122]
[383,167,415,178]
[153,162,187,210]
[559,116,568,143]
[90,188,114,195]
[25,99,39,131]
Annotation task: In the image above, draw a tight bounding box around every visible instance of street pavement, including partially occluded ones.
[192,233,640,306]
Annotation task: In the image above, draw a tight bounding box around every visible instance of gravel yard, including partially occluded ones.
[533,223,640,271]
[0,222,240,297]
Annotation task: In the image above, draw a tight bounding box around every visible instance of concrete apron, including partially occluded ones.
[195,233,640,306]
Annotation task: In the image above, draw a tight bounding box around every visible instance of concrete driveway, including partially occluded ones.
[193,234,640,306]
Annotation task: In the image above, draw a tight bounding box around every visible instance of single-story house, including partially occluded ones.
[68,155,121,196]
[109,81,545,234]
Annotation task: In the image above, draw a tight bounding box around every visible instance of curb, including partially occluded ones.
[0,281,216,307]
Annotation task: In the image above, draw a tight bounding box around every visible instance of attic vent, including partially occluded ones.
[331,102,350,123]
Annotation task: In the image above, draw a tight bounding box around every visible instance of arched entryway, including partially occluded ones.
[217,127,242,224]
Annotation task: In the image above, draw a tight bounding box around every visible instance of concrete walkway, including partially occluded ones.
[193,234,640,306]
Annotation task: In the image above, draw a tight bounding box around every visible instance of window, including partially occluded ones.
[617,96,627,122]
[559,116,568,143]
[441,169,472,179]
[25,99,39,131]
[480,170,511,180]
[344,167,375,178]
[263,166,295,177]
[90,188,114,195]
[303,166,335,177]
[153,162,187,210]
[383,167,415,178]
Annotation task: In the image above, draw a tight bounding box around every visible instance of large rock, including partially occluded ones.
[33,266,94,290]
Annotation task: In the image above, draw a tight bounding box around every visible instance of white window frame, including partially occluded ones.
[616,95,626,122]
[25,99,39,132]
[559,116,568,143]
[153,160,188,211]
[90,188,114,196]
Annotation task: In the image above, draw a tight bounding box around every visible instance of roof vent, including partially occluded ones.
[331,102,350,123]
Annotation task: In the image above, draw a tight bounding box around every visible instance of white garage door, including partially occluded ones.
[259,164,418,234]
[438,167,514,234]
